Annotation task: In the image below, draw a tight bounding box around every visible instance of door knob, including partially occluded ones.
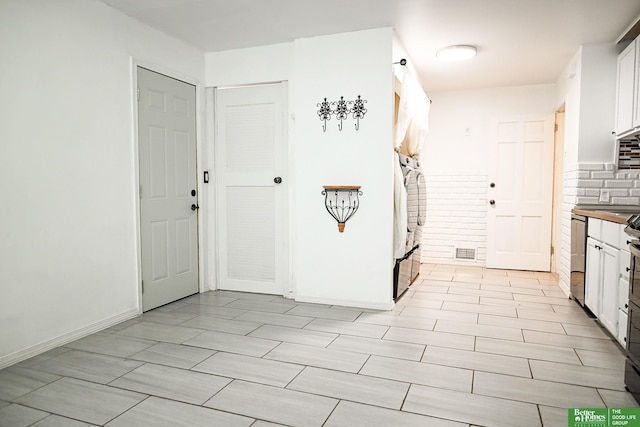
[489,200,495,205]
[274,177,282,184]
[191,204,199,211]
[490,183,495,188]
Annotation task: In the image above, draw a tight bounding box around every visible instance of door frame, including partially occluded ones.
[131,59,206,314]
[551,105,565,274]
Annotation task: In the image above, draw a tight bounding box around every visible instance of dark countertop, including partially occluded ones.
[572,205,639,225]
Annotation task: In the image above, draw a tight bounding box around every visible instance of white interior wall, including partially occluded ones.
[3,0,617,367]
[421,84,557,266]
[555,51,582,297]
[205,43,294,87]
[0,0,205,367]
[556,48,582,168]
[205,43,295,291]
[555,43,621,296]
[556,43,619,167]
[205,29,395,309]
[392,33,423,87]
[293,28,395,309]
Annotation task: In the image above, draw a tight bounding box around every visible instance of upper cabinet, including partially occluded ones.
[615,39,638,136]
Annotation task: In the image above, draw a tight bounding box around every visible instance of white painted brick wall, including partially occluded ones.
[558,164,578,296]
[576,163,640,205]
[422,162,637,276]
[559,162,640,295]
[422,171,487,265]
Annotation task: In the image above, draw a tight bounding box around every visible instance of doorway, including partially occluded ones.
[137,67,199,311]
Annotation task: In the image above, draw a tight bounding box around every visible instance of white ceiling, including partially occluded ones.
[99,0,640,92]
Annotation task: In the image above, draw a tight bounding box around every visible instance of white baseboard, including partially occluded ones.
[294,295,393,311]
[0,308,139,370]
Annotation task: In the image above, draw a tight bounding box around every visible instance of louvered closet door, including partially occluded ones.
[215,83,288,295]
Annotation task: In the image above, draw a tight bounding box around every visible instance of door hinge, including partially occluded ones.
[550,246,554,255]
[142,280,144,294]
[554,123,558,132]
[139,185,142,199]
[137,86,140,102]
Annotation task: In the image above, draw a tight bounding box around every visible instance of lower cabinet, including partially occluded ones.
[620,307,629,345]
[585,220,628,346]
[619,250,631,346]
[600,243,620,335]
[585,237,602,317]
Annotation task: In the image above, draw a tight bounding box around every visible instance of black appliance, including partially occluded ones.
[570,213,587,306]
[393,244,420,300]
[623,214,640,403]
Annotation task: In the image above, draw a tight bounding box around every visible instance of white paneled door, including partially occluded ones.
[138,67,199,311]
[215,83,288,295]
[486,116,554,271]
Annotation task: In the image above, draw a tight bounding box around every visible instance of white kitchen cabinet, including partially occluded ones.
[619,248,631,346]
[585,219,627,342]
[616,39,638,135]
[588,218,603,240]
[585,238,601,316]
[619,274,630,346]
[619,309,628,345]
[600,243,620,335]
[585,237,619,329]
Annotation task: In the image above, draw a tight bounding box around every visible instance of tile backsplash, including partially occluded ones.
[574,163,640,206]
[618,138,640,169]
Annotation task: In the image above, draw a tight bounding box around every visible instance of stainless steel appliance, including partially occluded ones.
[570,213,587,306]
[623,214,640,403]
[393,153,426,300]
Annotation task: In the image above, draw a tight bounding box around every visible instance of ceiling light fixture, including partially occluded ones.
[436,45,477,61]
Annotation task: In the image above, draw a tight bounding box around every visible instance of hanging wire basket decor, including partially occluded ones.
[321,185,363,232]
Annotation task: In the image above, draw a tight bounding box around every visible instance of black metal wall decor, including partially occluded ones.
[317,98,332,132]
[321,185,362,232]
[335,96,349,131]
[316,96,368,132]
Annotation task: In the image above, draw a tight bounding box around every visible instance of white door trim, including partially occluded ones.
[130,58,206,314]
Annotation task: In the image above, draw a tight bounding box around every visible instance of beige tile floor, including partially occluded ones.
[1,263,638,426]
